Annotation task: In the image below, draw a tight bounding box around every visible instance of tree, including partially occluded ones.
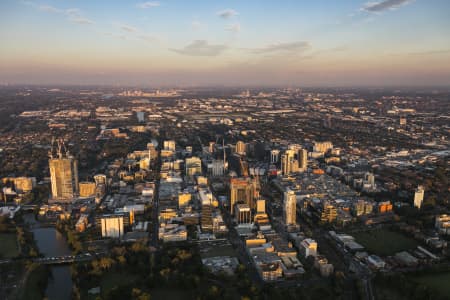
[99,257,115,270]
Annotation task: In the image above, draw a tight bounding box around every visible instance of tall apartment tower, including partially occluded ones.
[299,149,308,172]
[414,185,425,209]
[284,189,296,226]
[281,154,290,175]
[48,139,79,200]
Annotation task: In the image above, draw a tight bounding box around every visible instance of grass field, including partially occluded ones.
[410,272,450,298]
[0,233,19,258]
[352,229,418,256]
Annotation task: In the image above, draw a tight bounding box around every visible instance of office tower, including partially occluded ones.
[199,189,213,232]
[270,149,280,164]
[235,204,252,225]
[78,182,96,197]
[281,154,290,175]
[201,203,213,232]
[281,149,296,175]
[163,140,176,151]
[94,174,107,186]
[209,159,225,177]
[414,185,425,209]
[283,190,296,226]
[235,141,246,155]
[321,203,337,223]
[230,177,256,214]
[299,149,308,172]
[101,215,124,238]
[185,156,202,176]
[48,140,79,201]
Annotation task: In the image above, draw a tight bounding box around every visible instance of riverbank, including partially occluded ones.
[22,213,73,300]
[19,263,51,300]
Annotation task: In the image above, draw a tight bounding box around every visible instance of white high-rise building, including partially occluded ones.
[284,189,296,226]
[414,185,425,209]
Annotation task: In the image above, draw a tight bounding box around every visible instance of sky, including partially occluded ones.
[1,0,450,87]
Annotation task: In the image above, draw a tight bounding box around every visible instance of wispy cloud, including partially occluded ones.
[23,1,94,25]
[136,1,160,9]
[69,16,94,25]
[138,34,157,42]
[250,41,311,54]
[120,24,138,33]
[225,23,241,33]
[389,49,450,56]
[217,9,238,19]
[170,40,228,56]
[362,0,414,12]
[38,4,62,13]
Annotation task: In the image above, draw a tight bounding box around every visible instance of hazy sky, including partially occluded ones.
[1,0,450,86]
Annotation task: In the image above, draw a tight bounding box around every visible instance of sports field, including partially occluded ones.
[352,229,418,256]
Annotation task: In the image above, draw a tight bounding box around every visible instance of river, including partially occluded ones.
[23,214,73,300]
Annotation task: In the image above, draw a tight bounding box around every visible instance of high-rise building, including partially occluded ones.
[270,149,280,164]
[284,190,296,226]
[230,177,256,214]
[78,182,96,197]
[321,204,337,223]
[281,149,297,175]
[235,204,252,225]
[281,154,290,175]
[48,140,78,201]
[414,185,425,209]
[298,149,308,172]
[208,159,225,177]
[235,141,246,155]
[163,140,176,151]
[101,215,124,238]
[199,189,213,232]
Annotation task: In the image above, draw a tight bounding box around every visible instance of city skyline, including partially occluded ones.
[1,0,450,86]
